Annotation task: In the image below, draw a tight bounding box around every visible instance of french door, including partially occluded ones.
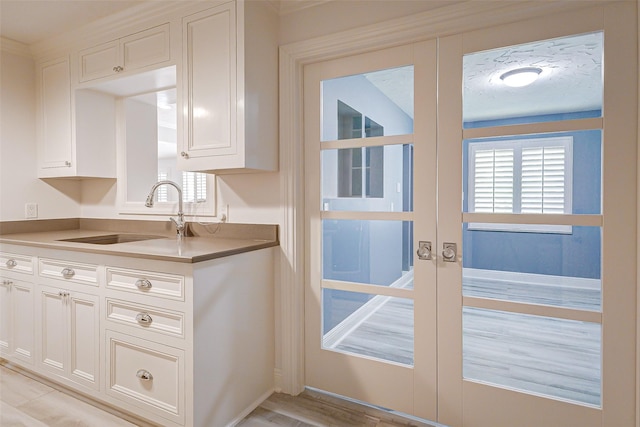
[304,4,636,427]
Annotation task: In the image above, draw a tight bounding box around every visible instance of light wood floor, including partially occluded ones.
[0,364,437,427]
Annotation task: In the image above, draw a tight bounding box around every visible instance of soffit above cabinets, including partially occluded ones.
[0,1,145,46]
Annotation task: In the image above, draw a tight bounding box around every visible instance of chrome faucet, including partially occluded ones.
[145,180,186,238]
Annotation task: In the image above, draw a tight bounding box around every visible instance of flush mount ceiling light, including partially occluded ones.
[500,67,543,88]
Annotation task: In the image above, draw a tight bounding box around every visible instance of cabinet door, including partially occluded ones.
[78,24,170,83]
[68,291,100,390]
[121,24,170,72]
[39,286,67,375]
[12,281,34,364]
[38,57,72,174]
[180,3,237,167]
[78,40,119,83]
[0,279,11,357]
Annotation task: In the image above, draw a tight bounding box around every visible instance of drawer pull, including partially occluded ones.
[136,369,153,381]
[135,312,153,325]
[61,268,75,279]
[135,279,152,290]
[5,259,17,268]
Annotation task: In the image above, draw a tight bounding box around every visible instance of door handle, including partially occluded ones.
[442,243,457,262]
[417,241,432,260]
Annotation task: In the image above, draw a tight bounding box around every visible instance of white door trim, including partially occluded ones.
[277,0,619,397]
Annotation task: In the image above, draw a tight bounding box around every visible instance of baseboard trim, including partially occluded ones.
[227,387,275,426]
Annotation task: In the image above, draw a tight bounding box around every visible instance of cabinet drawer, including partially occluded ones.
[106,298,184,338]
[106,268,184,301]
[106,331,184,424]
[39,258,99,286]
[0,253,34,275]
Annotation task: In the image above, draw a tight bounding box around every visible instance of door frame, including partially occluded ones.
[277,0,638,423]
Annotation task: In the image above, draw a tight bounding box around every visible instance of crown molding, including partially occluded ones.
[1,37,32,58]
[29,1,221,60]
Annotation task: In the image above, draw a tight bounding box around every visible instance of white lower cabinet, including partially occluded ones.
[1,244,274,427]
[0,277,35,364]
[37,284,100,391]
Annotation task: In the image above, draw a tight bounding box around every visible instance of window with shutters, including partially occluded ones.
[468,136,573,233]
[182,172,207,203]
[156,171,207,204]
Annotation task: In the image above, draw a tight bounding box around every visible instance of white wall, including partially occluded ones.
[0,43,81,221]
[278,0,457,45]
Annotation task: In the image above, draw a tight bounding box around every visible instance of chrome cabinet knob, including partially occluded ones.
[2,280,13,287]
[61,268,75,279]
[136,369,153,381]
[135,312,153,325]
[180,151,189,159]
[65,161,71,167]
[5,259,17,268]
[113,65,124,72]
[58,290,69,297]
[135,279,152,290]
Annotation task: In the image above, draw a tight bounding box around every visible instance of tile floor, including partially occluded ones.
[0,364,436,427]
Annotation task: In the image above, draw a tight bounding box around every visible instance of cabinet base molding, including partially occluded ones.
[0,359,159,427]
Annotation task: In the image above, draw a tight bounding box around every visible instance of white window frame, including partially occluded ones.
[468,136,573,233]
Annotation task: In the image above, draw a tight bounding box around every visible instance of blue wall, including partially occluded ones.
[463,112,602,279]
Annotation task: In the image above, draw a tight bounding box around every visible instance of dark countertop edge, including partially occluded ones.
[0,236,279,264]
[190,241,278,263]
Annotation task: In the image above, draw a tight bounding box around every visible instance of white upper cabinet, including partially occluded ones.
[179,1,278,173]
[37,57,72,173]
[78,23,171,83]
[36,56,116,179]
[35,0,277,178]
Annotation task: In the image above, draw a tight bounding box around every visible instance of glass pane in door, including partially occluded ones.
[321,66,414,141]
[462,225,602,311]
[463,32,603,128]
[322,289,414,365]
[321,145,413,212]
[463,130,602,216]
[463,307,601,405]
[323,220,414,288]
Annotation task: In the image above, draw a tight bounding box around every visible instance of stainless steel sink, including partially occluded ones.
[58,234,168,245]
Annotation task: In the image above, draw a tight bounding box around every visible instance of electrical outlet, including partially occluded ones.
[25,203,38,219]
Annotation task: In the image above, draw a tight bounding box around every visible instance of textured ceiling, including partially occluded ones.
[463,32,603,122]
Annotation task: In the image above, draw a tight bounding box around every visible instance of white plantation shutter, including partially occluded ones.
[182,172,207,203]
[469,136,573,233]
[473,149,513,213]
[157,172,168,202]
[521,146,566,214]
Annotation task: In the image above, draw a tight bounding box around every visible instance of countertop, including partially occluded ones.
[0,219,279,264]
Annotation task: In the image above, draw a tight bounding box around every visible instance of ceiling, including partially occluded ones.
[0,1,147,46]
